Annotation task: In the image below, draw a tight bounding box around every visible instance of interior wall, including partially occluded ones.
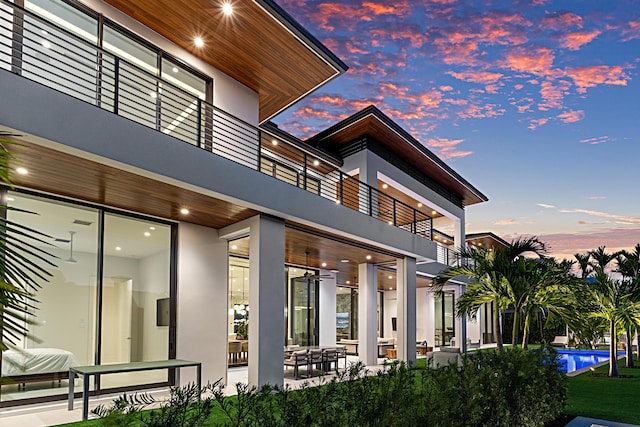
[383,290,397,340]
[416,288,429,343]
[138,249,171,361]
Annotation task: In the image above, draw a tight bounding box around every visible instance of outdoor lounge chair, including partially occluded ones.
[284,349,308,380]
[550,335,568,348]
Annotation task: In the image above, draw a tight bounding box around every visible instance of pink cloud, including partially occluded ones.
[502,46,555,76]
[447,70,504,84]
[559,208,640,224]
[439,85,453,91]
[494,219,520,225]
[540,11,583,31]
[537,228,640,260]
[563,65,629,93]
[457,103,506,119]
[538,79,571,110]
[580,136,611,145]
[559,30,602,50]
[621,18,640,41]
[528,117,550,130]
[423,137,472,160]
[557,110,584,123]
[362,1,410,16]
[587,196,606,200]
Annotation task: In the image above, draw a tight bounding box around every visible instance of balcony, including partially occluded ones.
[0,1,435,241]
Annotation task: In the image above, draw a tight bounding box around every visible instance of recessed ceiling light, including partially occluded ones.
[313,160,320,166]
[432,210,437,215]
[346,280,350,284]
[231,245,238,250]
[321,262,327,267]
[41,40,51,49]
[388,221,393,225]
[272,139,278,145]
[443,239,448,243]
[194,37,204,47]
[417,203,422,207]
[222,2,233,15]
[180,208,190,214]
[172,67,179,73]
[382,183,388,189]
[144,232,151,237]
[115,246,121,251]
[292,269,297,272]
[388,275,393,279]
[16,167,28,175]
[389,287,393,290]
[149,226,156,230]
[366,255,372,260]
[341,259,349,263]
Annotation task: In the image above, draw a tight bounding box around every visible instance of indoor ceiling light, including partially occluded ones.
[194,37,204,47]
[16,167,28,175]
[180,208,190,214]
[231,245,238,250]
[341,259,349,263]
[388,275,393,279]
[172,67,179,73]
[389,287,393,290]
[321,262,327,267]
[144,232,151,237]
[346,280,350,284]
[149,226,155,230]
[222,2,233,15]
[366,255,372,260]
[313,160,320,166]
[115,246,121,251]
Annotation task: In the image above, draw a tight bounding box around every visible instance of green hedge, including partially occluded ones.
[87,347,566,427]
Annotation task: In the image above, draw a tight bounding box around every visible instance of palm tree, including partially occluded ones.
[615,245,640,367]
[0,136,56,351]
[574,247,640,377]
[520,258,575,349]
[433,236,546,352]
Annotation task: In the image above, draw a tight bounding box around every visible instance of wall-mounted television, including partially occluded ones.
[156,298,170,326]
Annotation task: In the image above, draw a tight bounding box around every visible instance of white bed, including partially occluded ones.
[1,348,79,385]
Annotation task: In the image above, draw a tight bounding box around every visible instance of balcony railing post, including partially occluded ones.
[196,99,202,148]
[113,57,120,114]
[368,186,373,217]
[392,199,397,226]
[303,153,308,190]
[257,129,262,172]
[339,171,344,205]
[413,210,417,234]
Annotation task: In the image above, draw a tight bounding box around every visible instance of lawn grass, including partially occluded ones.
[565,358,640,424]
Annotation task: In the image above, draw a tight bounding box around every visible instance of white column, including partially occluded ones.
[318,270,337,346]
[358,262,378,366]
[177,223,228,385]
[425,291,436,347]
[248,215,285,387]
[396,257,416,364]
[454,218,465,251]
[453,285,467,352]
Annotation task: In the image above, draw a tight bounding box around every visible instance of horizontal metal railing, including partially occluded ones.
[0,1,434,240]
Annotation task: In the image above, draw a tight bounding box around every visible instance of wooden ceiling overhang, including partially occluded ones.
[466,232,509,250]
[103,0,348,123]
[307,106,488,207]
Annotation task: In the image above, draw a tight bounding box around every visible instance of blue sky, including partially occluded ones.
[272,0,640,259]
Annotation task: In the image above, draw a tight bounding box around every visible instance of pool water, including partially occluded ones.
[557,349,624,373]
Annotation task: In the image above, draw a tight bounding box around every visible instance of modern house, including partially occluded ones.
[0,0,490,408]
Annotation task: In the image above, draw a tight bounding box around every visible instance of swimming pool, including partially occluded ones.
[557,349,623,373]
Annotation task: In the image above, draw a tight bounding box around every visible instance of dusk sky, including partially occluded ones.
[273,0,640,260]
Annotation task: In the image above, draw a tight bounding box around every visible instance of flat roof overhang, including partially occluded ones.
[308,106,488,207]
[103,0,347,123]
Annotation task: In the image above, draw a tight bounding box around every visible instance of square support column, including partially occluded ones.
[396,257,416,364]
[318,270,337,346]
[425,291,436,347]
[453,285,467,352]
[248,215,285,387]
[358,263,378,366]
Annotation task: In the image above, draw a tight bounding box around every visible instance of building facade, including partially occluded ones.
[0,0,490,407]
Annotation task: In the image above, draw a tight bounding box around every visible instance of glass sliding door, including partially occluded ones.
[482,302,496,344]
[434,292,455,347]
[228,256,249,367]
[1,192,99,402]
[100,213,171,388]
[286,266,319,347]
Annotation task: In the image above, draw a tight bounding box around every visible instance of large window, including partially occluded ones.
[434,292,455,347]
[228,256,249,367]
[0,191,174,403]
